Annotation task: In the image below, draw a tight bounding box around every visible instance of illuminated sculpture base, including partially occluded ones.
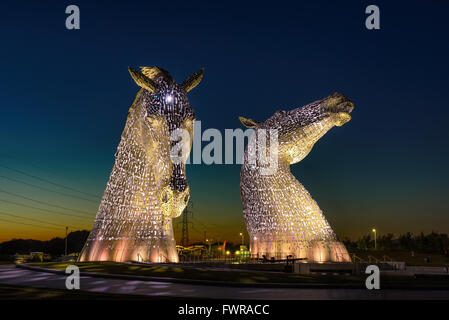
[250,240,351,262]
[79,220,179,263]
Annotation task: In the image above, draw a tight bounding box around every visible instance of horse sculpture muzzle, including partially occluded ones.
[161,163,190,218]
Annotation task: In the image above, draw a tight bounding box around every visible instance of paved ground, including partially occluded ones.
[0,264,448,300]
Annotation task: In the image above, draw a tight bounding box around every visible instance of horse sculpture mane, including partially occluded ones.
[79,66,203,263]
[239,93,353,262]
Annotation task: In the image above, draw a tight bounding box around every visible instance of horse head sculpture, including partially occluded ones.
[79,66,203,263]
[239,93,354,262]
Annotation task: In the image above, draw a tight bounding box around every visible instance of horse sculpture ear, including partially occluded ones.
[181,68,204,92]
[239,116,260,128]
[128,67,158,93]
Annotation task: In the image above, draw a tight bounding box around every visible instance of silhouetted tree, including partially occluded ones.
[0,230,90,257]
[343,231,449,253]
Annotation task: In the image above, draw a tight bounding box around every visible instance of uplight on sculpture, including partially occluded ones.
[239,93,353,262]
[79,66,204,263]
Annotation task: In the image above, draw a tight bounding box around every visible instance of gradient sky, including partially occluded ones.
[0,0,448,243]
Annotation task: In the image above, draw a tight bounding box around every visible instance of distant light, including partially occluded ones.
[165,94,173,103]
[226,251,230,255]
[239,233,242,236]
[235,251,240,255]
[254,236,257,240]
[372,229,376,232]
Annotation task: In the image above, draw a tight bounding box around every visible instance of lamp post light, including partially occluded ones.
[239,232,244,246]
[372,228,377,250]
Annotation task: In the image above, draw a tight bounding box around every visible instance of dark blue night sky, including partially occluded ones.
[0,0,448,242]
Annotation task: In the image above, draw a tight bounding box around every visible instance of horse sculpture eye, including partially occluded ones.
[184,194,189,204]
[146,116,159,127]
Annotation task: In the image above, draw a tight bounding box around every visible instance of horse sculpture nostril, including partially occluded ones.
[162,191,169,203]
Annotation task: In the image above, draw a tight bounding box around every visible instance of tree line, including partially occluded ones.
[1,230,448,260]
[0,230,90,260]
[342,231,449,254]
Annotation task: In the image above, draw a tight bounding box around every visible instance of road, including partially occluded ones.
[0,264,448,300]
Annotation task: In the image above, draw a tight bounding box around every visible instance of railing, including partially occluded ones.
[176,254,314,266]
[367,255,380,263]
[175,251,405,267]
[351,254,366,263]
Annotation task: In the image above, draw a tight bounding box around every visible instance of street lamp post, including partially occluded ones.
[372,228,377,250]
[239,232,244,246]
[65,226,68,256]
[206,239,212,258]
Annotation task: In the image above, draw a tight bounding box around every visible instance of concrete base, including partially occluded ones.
[250,240,352,263]
[294,262,354,274]
[294,262,311,274]
[386,261,406,271]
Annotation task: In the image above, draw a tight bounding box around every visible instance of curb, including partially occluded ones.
[16,263,347,289]
[15,263,449,291]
